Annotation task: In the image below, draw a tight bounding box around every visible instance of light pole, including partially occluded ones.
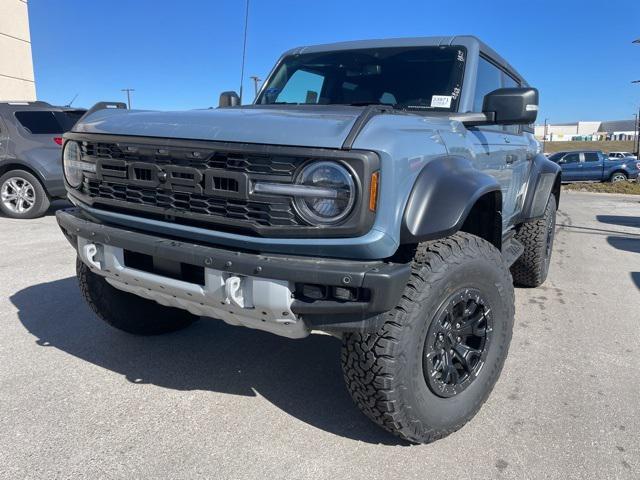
[121,88,135,109]
[543,118,548,151]
[250,76,261,98]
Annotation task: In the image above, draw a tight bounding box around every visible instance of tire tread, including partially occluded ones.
[341,232,514,444]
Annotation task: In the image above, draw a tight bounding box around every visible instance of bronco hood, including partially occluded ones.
[72,106,365,149]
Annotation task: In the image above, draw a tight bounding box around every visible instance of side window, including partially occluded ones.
[501,72,520,134]
[562,153,580,164]
[584,152,600,162]
[502,72,519,89]
[14,111,64,134]
[473,57,502,112]
[275,69,325,104]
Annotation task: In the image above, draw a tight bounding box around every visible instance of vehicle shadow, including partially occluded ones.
[10,277,407,446]
[606,236,640,254]
[596,215,640,229]
[632,273,640,291]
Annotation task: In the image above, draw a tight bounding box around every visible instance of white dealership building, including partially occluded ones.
[534,120,638,142]
[0,0,36,101]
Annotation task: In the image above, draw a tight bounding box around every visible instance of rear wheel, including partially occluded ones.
[341,233,514,444]
[0,170,50,219]
[77,258,199,335]
[511,195,556,287]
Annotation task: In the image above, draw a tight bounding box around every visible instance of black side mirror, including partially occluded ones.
[219,91,241,108]
[482,87,539,125]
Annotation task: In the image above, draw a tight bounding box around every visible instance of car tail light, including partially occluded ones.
[53,137,63,146]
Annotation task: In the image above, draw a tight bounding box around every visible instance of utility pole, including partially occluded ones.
[543,118,548,152]
[633,81,640,156]
[636,108,640,156]
[250,76,261,97]
[633,39,639,154]
[121,88,135,109]
[238,0,250,104]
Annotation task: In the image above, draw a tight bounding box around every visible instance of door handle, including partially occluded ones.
[505,154,516,165]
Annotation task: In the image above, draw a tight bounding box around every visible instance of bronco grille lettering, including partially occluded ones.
[95,158,246,197]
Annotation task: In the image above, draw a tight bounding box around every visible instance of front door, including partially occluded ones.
[559,152,582,181]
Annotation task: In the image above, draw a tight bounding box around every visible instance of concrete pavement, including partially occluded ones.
[0,192,639,479]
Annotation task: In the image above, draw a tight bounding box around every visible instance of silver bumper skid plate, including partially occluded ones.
[78,237,308,339]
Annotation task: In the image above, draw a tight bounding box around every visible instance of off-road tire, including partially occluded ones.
[341,232,514,444]
[0,169,50,219]
[77,258,198,335]
[511,195,557,287]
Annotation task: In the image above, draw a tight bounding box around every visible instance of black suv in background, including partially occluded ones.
[0,101,86,218]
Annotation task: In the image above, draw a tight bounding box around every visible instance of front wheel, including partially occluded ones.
[0,169,50,219]
[341,233,514,444]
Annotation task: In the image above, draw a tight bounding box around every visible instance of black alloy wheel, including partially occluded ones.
[423,288,493,398]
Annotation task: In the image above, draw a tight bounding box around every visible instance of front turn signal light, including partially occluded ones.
[369,171,380,212]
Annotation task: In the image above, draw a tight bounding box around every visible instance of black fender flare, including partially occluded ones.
[520,153,561,220]
[401,156,502,243]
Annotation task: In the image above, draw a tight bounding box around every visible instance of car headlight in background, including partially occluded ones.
[63,140,95,188]
[253,161,357,225]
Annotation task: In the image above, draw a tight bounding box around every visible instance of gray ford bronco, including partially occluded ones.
[56,36,560,443]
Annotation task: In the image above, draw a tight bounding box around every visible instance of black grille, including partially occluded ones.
[81,142,301,178]
[84,179,298,227]
[78,140,307,232]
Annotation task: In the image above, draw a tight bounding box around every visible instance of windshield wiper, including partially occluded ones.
[346,102,399,108]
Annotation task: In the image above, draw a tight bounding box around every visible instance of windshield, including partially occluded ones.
[256,46,466,111]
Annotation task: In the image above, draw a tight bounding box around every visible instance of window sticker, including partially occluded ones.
[430,95,452,108]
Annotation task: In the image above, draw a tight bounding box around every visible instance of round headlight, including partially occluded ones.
[294,161,356,224]
[63,140,83,188]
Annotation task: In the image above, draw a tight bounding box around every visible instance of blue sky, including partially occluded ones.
[29,0,640,123]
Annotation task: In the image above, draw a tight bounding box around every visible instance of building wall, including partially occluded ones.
[0,0,36,101]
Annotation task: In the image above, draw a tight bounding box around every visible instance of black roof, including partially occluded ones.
[283,35,527,86]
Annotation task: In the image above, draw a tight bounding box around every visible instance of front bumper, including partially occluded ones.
[56,208,411,335]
